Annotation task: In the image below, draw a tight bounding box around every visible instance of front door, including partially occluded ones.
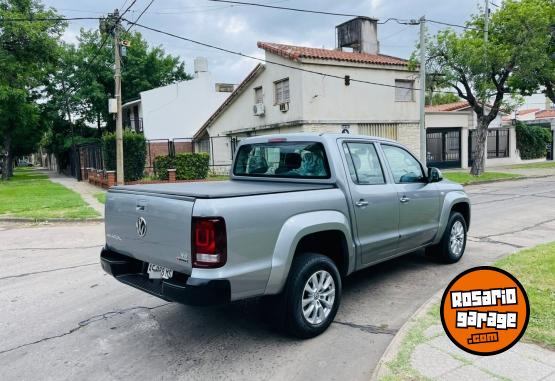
[341,141,400,266]
[380,144,441,253]
[426,128,461,168]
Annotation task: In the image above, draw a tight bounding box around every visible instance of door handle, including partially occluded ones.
[355,200,369,207]
[400,195,411,203]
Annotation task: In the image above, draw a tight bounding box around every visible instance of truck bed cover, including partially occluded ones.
[110,180,335,199]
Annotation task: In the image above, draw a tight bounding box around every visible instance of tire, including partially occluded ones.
[281,253,342,339]
[426,212,467,263]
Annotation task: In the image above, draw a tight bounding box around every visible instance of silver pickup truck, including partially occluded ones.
[101,133,470,338]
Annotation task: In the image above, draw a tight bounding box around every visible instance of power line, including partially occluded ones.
[88,0,138,66]
[0,17,102,22]
[203,0,362,18]
[124,18,450,93]
[125,19,547,99]
[126,0,155,32]
[427,19,483,32]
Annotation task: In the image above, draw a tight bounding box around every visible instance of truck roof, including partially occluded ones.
[237,133,399,145]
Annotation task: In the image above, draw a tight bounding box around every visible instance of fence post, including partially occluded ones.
[168,168,176,182]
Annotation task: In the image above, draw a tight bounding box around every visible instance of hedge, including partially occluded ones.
[102,130,146,181]
[515,123,553,160]
[153,153,210,180]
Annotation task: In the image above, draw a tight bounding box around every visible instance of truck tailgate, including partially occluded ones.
[105,190,194,275]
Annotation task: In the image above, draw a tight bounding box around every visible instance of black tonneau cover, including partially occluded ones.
[110,180,334,199]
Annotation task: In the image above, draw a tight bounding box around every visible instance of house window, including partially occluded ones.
[274,78,290,104]
[395,79,414,102]
[358,123,399,140]
[254,87,263,104]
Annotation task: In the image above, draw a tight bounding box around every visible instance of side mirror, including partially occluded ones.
[428,167,443,183]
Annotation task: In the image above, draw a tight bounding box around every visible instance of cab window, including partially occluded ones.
[343,142,385,185]
[381,145,424,183]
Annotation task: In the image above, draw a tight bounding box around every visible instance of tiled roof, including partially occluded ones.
[425,101,469,112]
[517,108,540,116]
[536,109,555,119]
[257,41,409,66]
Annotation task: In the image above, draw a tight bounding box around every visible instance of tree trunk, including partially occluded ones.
[2,133,12,180]
[470,118,489,176]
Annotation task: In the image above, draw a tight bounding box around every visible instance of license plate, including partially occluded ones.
[147,263,173,280]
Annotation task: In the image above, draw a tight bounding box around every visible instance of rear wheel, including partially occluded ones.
[282,253,342,338]
[426,212,467,263]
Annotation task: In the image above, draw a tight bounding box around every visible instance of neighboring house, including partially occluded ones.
[122,57,235,170]
[502,108,540,123]
[425,101,520,168]
[194,17,420,172]
[122,57,234,140]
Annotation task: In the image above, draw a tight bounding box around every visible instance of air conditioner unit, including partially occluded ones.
[279,102,289,112]
[253,103,265,116]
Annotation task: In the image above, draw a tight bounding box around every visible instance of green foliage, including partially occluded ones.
[0,0,66,179]
[425,92,460,106]
[102,131,146,182]
[153,153,210,180]
[55,30,192,131]
[515,122,553,159]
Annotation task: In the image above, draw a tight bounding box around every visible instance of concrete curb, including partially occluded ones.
[370,289,444,381]
[0,217,104,224]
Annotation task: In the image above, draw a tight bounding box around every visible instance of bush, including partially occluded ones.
[102,130,146,181]
[516,122,553,160]
[153,153,210,180]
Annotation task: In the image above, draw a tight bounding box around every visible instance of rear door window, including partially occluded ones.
[233,141,331,179]
[343,142,385,185]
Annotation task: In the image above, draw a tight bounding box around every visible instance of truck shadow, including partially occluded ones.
[151,249,437,341]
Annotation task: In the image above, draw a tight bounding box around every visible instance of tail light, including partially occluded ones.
[192,217,227,268]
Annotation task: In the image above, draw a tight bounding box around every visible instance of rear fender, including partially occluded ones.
[264,210,355,295]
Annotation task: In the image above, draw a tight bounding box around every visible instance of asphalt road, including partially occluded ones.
[1,176,555,381]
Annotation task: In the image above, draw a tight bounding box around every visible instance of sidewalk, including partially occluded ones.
[42,169,105,218]
[375,293,555,381]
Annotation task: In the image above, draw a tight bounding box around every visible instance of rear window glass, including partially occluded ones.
[233,141,331,179]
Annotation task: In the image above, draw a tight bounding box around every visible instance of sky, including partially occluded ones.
[45,0,490,83]
[40,0,551,110]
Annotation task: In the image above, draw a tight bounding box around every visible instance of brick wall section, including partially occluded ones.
[396,122,421,157]
[173,141,193,154]
[145,142,171,173]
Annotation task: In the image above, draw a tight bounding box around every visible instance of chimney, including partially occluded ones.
[194,57,208,76]
[336,17,380,55]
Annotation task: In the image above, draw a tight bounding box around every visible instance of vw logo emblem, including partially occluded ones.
[136,217,147,238]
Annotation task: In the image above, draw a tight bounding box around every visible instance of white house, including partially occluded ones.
[194,17,421,172]
[122,57,235,141]
[425,101,519,168]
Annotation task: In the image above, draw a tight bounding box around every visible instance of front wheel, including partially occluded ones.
[426,212,467,263]
[283,253,342,338]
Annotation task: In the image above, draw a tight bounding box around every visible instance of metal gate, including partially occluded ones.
[426,128,461,168]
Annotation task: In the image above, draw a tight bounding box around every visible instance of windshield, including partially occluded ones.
[233,141,331,179]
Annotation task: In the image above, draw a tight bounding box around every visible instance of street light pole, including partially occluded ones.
[419,15,427,166]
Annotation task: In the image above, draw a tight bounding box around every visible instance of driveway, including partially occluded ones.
[1,176,555,380]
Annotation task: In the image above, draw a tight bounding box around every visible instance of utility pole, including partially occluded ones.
[419,16,427,165]
[484,0,490,44]
[113,9,125,185]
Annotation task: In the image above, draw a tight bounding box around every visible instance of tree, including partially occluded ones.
[65,29,191,131]
[426,92,460,106]
[0,0,65,179]
[425,0,552,175]
[509,0,555,104]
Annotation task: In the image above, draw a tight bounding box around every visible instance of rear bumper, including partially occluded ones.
[100,248,230,306]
